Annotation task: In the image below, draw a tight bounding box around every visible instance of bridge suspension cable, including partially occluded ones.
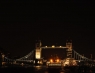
[73,49,92,61]
[4,57,14,62]
[16,49,35,61]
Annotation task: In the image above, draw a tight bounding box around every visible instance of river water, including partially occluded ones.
[0,65,95,73]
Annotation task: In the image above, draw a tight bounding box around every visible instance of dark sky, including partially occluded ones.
[0,2,95,58]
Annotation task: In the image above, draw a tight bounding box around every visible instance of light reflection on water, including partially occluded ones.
[0,65,94,73]
[35,65,63,73]
[34,65,95,73]
[35,66,42,70]
[35,65,48,73]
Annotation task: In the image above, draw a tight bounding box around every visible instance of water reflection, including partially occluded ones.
[44,71,48,73]
[35,65,95,73]
[1,65,95,73]
[35,66,42,70]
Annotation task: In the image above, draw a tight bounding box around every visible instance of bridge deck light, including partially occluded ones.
[21,63,24,66]
[34,61,35,63]
[52,45,55,48]
[37,61,39,63]
[45,46,47,47]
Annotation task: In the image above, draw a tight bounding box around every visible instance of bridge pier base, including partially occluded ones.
[34,58,43,66]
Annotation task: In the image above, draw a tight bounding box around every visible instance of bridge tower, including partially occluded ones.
[1,53,5,66]
[35,40,42,59]
[66,39,72,58]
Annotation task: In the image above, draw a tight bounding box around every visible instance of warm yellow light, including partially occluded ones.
[36,51,41,59]
[2,55,5,58]
[60,46,62,47]
[52,45,55,48]
[37,61,39,63]
[56,59,59,62]
[21,63,24,66]
[45,46,47,47]
[50,59,53,62]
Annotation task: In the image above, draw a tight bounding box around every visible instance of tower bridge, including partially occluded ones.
[35,40,72,60]
[1,40,94,67]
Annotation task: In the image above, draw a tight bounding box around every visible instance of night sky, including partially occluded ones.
[0,2,95,58]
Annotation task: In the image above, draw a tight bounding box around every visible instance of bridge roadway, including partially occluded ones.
[41,46,67,49]
[15,59,93,64]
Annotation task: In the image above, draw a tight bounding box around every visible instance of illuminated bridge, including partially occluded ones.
[1,40,94,66]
